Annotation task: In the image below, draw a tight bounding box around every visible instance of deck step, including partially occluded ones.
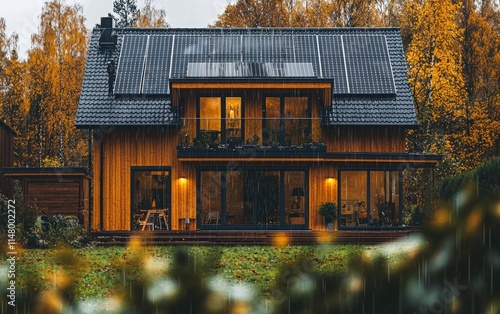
[91,230,414,246]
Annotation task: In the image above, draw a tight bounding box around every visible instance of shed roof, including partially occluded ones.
[76,27,417,127]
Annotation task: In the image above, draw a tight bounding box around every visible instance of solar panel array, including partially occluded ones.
[113,32,396,95]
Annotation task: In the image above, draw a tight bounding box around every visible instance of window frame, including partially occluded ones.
[196,94,245,144]
[130,166,171,231]
[337,167,404,230]
[262,94,312,146]
[197,166,309,230]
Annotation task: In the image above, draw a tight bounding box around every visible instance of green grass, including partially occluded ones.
[13,244,369,301]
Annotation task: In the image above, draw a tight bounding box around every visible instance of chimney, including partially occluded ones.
[99,16,117,50]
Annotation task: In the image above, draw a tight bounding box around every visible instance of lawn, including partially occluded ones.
[12,244,369,301]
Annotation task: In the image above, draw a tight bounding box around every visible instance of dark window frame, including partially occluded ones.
[197,166,309,230]
[130,166,171,231]
[196,94,245,144]
[337,167,404,230]
[262,94,312,146]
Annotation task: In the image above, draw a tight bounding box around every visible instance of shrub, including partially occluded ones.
[26,214,90,248]
[439,156,500,201]
[403,205,425,226]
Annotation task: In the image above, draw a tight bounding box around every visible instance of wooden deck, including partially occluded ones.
[91,229,415,246]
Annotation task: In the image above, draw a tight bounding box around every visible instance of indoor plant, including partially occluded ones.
[319,201,337,231]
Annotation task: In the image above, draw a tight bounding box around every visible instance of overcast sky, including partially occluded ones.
[1,0,229,59]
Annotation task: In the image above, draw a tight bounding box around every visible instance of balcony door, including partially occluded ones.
[263,96,310,146]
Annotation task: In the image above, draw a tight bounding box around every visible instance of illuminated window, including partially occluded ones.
[198,96,243,144]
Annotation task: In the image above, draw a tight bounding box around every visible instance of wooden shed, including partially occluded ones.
[2,168,92,228]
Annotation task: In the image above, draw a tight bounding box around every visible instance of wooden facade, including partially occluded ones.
[91,83,412,232]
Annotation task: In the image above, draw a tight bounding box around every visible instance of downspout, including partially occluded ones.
[88,127,93,232]
[100,134,104,231]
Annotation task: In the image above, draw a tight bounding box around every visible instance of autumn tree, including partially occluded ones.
[26,0,88,167]
[1,41,29,166]
[134,0,169,28]
[0,18,29,167]
[457,0,500,167]
[213,0,293,27]
[405,0,467,177]
[212,0,381,28]
[113,0,138,28]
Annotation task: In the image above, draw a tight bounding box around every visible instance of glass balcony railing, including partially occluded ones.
[177,118,326,158]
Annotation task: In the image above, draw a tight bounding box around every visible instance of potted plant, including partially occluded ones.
[243,134,260,150]
[303,132,312,149]
[319,201,337,231]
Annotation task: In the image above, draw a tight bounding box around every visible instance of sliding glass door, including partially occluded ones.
[339,169,402,228]
[198,168,308,230]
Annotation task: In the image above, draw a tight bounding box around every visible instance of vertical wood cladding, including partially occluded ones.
[93,87,406,231]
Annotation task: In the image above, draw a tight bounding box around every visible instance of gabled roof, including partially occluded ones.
[76,27,417,127]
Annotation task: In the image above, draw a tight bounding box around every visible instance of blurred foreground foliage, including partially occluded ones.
[1,186,498,313]
[1,158,500,313]
[273,185,500,313]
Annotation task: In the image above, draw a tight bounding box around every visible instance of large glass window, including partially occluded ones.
[198,96,243,144]
[263,96,310,146]
[131,168,170,231]
[339,170,401,228]
[285,171,306,225]
[340,171,367,227]
[200,171,222,225]
[225,97,242,144]
[198,168,307,229]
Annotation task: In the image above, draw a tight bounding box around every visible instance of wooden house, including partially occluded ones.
[76,17,441,232]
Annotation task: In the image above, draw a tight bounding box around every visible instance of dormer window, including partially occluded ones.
[197,96,243,145]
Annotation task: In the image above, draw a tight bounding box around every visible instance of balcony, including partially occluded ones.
[176,117,326,159]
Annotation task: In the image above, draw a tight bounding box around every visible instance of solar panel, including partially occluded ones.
[114,35,148,94]
[186,62,315,78]
[282,63,314,77]
[171,35,210,78]
[211,35,241,63]
[261,35,274,63]
[242,35,261,63]
[142,35,173,94]
[294,35,320,77]
[343,35,395,94]
[318,35,349,94]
